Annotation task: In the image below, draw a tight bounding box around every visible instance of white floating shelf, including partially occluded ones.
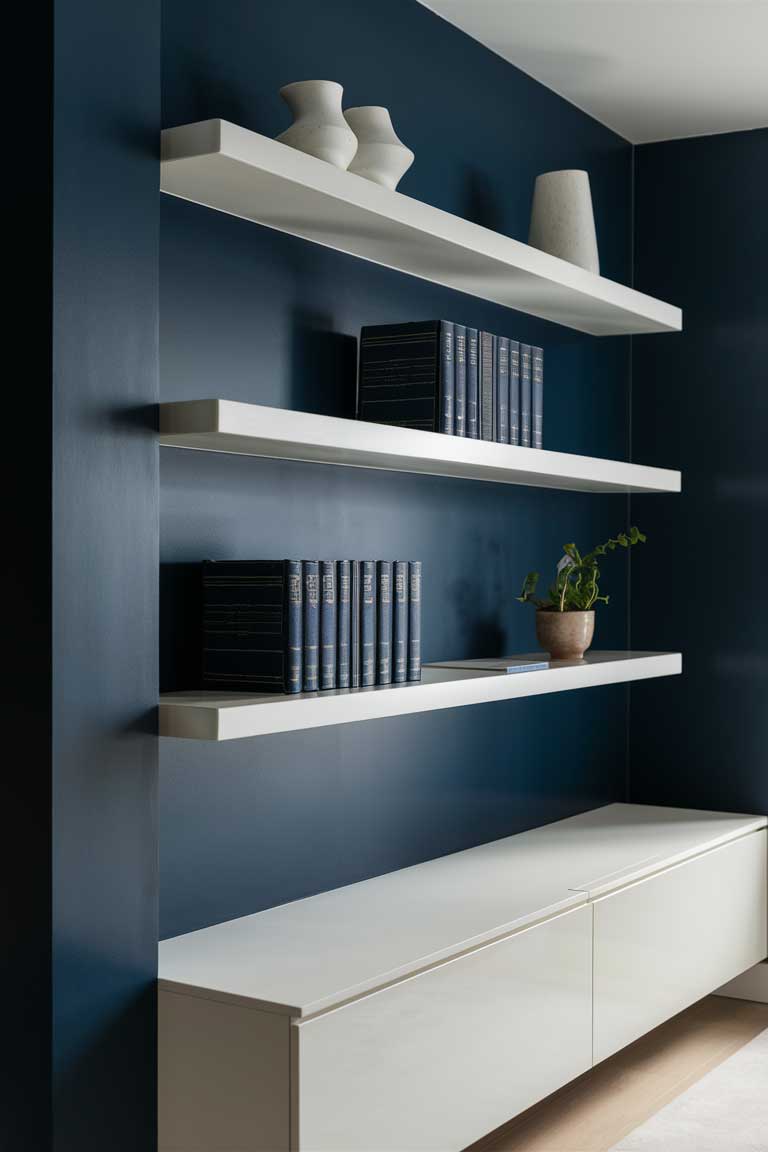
[159,400,681,494]
[161,120,682,337]
[159,651,682,741]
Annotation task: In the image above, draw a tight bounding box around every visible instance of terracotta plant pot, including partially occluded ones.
[535,609,595,660]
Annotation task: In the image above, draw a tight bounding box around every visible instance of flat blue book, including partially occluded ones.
[466,327,479,438]
[320,560,337,691]
[337,560,351,689]
[496,336,510,444]
[302,560,320,692]
[431,657,550,674]
[393,561,408,684]
[532,346,544,449]
[377,561,393,685]
[350,560,361,689]
[361,561,377,687]
[520,344,532,448]
[509,340,520,446]
[479,331,495,442]
[454,323,467,437]
[408,561,422,681]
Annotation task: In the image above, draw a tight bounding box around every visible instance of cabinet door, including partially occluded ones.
[293,905,592,1152]
[593,829,767,1064]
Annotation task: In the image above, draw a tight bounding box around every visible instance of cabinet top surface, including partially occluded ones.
[158,803,765,1017]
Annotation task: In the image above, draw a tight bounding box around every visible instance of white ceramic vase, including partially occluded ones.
[528,169,600,274]
[344,106,414,191]
[276,80,358,170]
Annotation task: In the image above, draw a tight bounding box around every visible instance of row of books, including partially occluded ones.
[357,320,544,447]
[202,559,422,695]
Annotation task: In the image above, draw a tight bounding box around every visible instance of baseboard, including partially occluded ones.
[715,960,768,1004]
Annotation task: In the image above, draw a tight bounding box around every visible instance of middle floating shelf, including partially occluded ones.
[159,400,681,494]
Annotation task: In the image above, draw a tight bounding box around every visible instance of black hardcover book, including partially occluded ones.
[393,561,409,683]
[377,561,393,685]
[337,560,351,689]
[509,340,520,446]
[454,323,467,437]
[466,327,479,439]
[350,560,361,689]
[479,331,495,442]
[357,320,455,434]
[202,559,303,694]
[320,560,337,690]
[302,560,320,692]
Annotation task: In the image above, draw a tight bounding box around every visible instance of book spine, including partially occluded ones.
[532,346,544,449]
[393,561,408,684]
[508,340,520,446]
[319,560,337,690]
[302,561,320,692]
[466,328,479,439]
[439,321,455,435]
[496,336,510,444]
[520,344,532,447]
[453,324,466,437]
[480,331,495,442]
[408,561,422,681]
[286,560,303,694]
[336,560,351,689]
[376,561,393,685]
[361,561,377,687]
[350,561,361,689]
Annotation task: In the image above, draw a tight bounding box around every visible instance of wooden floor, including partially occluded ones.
[468,995,768,1152]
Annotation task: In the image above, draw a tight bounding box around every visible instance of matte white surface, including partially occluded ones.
[160,120,681,335]
[158,804,766,1018]
[159,400,681,494]
[159,651,682,741]
[419,1,768,144]
[593,830,768,1063]
[293,906,592,1152]
[716,960,768,1004]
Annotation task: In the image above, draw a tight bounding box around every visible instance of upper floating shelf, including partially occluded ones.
[158,400,681,494]
[160,120,682,337]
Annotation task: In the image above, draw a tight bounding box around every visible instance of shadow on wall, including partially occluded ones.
[290,308,357,417]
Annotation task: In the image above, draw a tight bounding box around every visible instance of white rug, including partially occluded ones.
[611,1026,768,1151]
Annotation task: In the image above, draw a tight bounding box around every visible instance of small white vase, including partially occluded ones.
[528,169,600,274]
[343,106,414,191]
[276,80,358,170]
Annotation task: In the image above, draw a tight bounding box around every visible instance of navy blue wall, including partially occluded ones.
[160,0,637,939]
[629,128,768,813]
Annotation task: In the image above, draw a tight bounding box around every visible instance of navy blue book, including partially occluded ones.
[479,331,495,441]
[350,560,361,689]
[453,324,467,437]
[320,560,337,690]
[393,561,409,684]
[302,560,320,692]
[520,344,533,448]
[408,561,422,681]
[357,321,454,434]
[532,346,544,449]
[361,561,377,687]
[509,340,520,446]
[377,561,393,685]
[201,559,302,694]
[337,560,351,689]
[496,336,510,444]
[466,327,479,439]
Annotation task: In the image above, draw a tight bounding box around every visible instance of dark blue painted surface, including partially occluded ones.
[630,128,768,814]
[52,0,159,1147]
[159,0,637,939]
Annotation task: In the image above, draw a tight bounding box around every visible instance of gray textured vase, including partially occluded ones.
[535,609,595,660]
[528,170,600,274]
[344,106,414,190]
[276,80,358,170]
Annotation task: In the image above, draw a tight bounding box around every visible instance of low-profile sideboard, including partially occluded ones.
[158,803,767,1151]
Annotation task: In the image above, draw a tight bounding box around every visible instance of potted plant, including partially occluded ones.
[517,527,646,660]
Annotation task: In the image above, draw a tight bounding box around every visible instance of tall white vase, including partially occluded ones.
[528,170,600,274]
[344,106,414,191]
[276,80,358,170]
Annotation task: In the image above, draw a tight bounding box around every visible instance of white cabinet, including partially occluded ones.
[593,828,768,1063]
[293,906,592,1152]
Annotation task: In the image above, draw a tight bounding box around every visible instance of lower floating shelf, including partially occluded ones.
[159,651,682,741]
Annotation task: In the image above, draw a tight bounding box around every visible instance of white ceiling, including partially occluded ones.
[419,0,768,144]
